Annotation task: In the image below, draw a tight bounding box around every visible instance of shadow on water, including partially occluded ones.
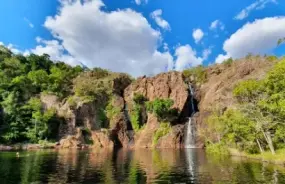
[0,149,285,183]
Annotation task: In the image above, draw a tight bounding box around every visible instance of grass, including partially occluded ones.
[246,149,285,163]
[229,148,285,165]
[207,144,285,165]
[152,122,171,146]
[182,65,207,84]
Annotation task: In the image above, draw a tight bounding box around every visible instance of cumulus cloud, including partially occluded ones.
[21,0,207,76]
[31,38,81,66]
[235,0,277,20]
[151,9,170,31]
[215,54,230,64]
[174,45,203,71]
[215,16,285,63]
[31,0,178,77]
[192,29,204,44]
[135,0,148,5]
[210,20,225,30]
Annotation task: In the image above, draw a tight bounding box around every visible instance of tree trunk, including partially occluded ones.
[256,138,264,153]
[262,130,275,155]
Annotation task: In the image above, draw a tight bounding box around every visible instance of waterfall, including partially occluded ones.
[185,84,196,148]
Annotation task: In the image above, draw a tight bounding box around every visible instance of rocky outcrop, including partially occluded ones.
[134,114,160,148]
[156,124,185,148]
[194,57,275,145]
[124,71,188,112]
[41,57,275,149]
[41,74,132,149]
[125,72,189,148]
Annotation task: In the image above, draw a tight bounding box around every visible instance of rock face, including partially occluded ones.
[124,71,189,148]
[41,57,274,149]
[124,72,188,112]
[41,74,133,149]
[194,57,275,145]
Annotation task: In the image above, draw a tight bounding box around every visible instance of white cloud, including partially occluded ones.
[24,17,34,28]
[7,44,21,54]
[210,20,225,30]
[215,54,230,64]
[215,16,285,63]
[202,47,212,60]
[31,38,81,66]
[0,42,24,54]
[151,9,170,31]
[30,0,174,77]
[21,0,208,76]
[192,29,204,44]
[135,0,148,5]
[235,0,277,20]
[174,45,203,71]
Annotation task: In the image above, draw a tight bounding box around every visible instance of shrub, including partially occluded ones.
[133,93,147,105]
[130,105,141,132]
[233,79,263,102]
[146,98,178,121]
[266,55,278,62]
[73,68,113,100]
[98,108,108,128]
[152,122,171,145]
[223,58,233,67]
[67,96,77,108]
[105,99,121,120]
[206,143,229,155]
[182,65,207,83]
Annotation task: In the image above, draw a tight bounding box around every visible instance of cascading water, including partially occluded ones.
[185,84,196,148]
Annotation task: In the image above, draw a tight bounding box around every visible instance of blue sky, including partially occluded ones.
[0,0,285,76]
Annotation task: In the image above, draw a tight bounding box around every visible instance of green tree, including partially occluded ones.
[146,98,178,121]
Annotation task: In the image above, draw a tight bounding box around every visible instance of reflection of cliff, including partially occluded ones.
[131,149,181,183]
[1,149,285,183]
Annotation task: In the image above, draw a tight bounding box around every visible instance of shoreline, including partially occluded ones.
[229,148,285,166]
[0,143,58,151]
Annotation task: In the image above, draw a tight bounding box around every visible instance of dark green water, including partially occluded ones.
[0,149,285,184]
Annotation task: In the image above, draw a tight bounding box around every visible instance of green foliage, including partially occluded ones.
[98,108,108,128]
[183,65,207,83]
[233,79,263,102]
[0,47,81,143]
[73,68,115,101]
[152,122,171,145]
[223,58,233,67]
[133,93,147,105]
[206,143,229,155]
[28,70,49,91]
[206,109,257,153]
[129,93,148,132]
[105,99,121,121]
[266,55,278,62]
[67,96,77,108]
[130,104,142,132]
[146,98,178,121]
[209,59,285,155]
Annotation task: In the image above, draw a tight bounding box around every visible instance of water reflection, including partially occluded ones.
[0,149,284,183]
